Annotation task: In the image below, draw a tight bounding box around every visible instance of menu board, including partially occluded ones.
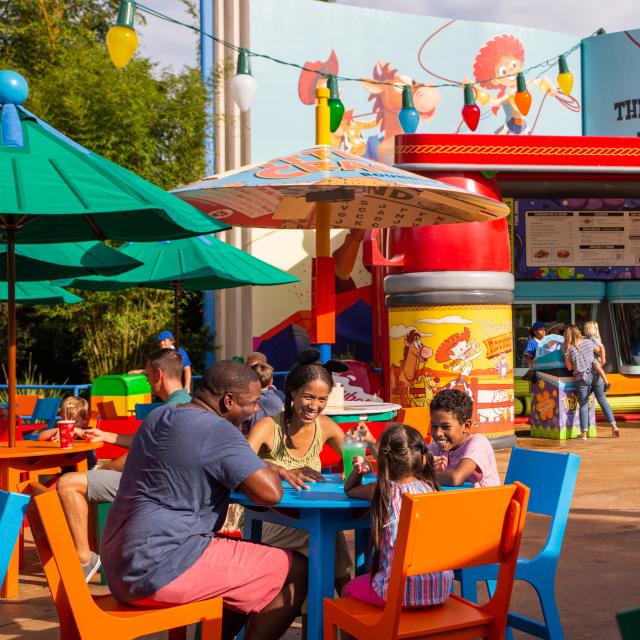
[525,210,640,267]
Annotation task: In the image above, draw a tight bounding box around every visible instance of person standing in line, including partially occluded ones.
[524,321,547,367]
[563,324,619,439]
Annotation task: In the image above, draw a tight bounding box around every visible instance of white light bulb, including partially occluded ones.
[230,73,257,112]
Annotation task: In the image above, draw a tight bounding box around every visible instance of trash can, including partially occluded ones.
[90,374,151,417]
[386,270,516,449]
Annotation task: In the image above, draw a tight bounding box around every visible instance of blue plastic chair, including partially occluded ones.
[0,490,31,586]
[134,402,164,420]
[23,397,62,430]
[456,447,581,640]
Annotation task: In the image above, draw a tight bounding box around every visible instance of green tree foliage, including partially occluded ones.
[0,0,209,381]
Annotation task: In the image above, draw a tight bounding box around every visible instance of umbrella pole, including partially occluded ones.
[173,283,181,349]
[313,86,335,363]
[7,227,17,447]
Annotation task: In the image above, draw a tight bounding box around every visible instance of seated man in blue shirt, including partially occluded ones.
[101,360,307,640]
[57,348,191,581]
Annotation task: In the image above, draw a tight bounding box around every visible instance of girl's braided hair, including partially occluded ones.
[370,423,439,577]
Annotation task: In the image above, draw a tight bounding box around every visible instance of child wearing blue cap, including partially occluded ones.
[524,321,546,367]
[157,331,192,392]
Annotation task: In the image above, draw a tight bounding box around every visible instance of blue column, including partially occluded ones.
[200,0,216,366]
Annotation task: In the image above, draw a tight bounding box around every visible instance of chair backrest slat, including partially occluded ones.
[97,401,119,420]
[504,447,579,518]
[135,402,164,421]
[402,485,524,575]
[31,397,62,422]
[0,490,30,585]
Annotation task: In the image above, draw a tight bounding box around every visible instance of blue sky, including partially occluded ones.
[137,1,640,72]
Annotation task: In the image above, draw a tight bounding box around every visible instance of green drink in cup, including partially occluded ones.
[342,435,367,479]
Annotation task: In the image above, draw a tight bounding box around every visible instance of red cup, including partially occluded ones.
[57,420,75,449]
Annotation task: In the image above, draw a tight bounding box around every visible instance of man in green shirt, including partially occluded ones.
[57,348,191,580]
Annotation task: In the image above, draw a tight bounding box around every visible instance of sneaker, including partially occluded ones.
[81,552,101,583]
[577,432,588,441]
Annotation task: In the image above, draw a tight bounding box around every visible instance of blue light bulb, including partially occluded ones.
[398,85,419,134]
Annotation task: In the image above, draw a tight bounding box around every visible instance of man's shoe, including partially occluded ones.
[81,551,101,583]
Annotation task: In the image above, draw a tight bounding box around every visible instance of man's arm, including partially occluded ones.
[101,453,128,472]
[237,467,283,505]
[81,428,135,449]
[183,365,192,392]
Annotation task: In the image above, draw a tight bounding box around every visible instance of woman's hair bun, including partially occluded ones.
[296,348,322,366]
[294,349,349,374]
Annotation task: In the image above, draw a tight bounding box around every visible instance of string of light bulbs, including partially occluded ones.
[106,0,594,133]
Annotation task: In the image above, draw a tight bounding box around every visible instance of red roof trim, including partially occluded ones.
[395,133,640,173]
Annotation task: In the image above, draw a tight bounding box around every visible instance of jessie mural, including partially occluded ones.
[389,308,514,434]
[418,20,580,134]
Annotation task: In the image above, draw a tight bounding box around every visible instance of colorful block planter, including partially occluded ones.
[530,372,597,440]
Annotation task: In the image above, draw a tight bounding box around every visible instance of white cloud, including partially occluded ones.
[415,315,473,325]
[389,324,431,339]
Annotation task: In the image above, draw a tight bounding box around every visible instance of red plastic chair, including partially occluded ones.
[0,416,23,442]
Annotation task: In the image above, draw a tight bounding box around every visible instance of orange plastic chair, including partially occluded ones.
[323,482,529,640]
[97,401,119,420]
[15,394,43,420]
[395,406,431,441]
[24,482,223,640]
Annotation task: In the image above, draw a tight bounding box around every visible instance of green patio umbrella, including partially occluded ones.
[0,281,82,305]
[65,234,299,346]
[0,70,229,446]
[0,241,142,280]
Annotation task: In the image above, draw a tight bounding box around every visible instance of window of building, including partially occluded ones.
[610,303,640,373]
[512,302,599,371]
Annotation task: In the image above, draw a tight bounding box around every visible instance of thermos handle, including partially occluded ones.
[363,228,405,267]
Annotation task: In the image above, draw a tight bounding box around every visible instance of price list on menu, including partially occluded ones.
[525,210,640,266]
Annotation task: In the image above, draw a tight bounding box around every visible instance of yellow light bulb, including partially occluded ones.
[106,25,138,69]
[557,71,574,96]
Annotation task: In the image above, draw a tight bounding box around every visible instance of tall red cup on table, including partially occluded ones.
[57,420,75,448]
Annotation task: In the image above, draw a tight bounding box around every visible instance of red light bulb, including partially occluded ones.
[461,84,480,131]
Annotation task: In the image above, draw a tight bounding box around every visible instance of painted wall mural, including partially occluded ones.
[248,0,582,367]
[388,305,514,435]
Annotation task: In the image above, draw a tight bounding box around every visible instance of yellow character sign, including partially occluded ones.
[389,305,514,438]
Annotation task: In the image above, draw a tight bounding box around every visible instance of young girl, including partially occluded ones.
[427,388,500,487]
[563,324,619,439]
[342,424,452,608]
[248,357,375,591]
[582,320,611,390]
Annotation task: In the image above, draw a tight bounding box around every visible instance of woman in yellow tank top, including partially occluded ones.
[248,360,375,595]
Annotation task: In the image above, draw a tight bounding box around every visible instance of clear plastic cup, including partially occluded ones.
[57,420,75,449]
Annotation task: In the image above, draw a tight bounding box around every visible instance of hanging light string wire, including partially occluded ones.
[136,2,592,89]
